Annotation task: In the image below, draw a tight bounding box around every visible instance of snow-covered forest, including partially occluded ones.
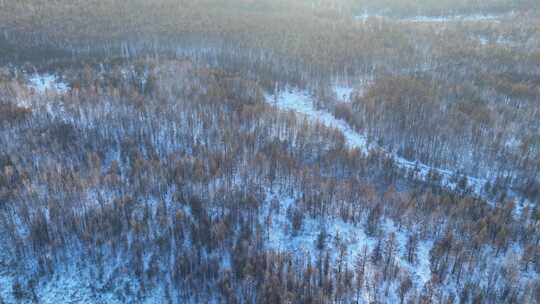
[0,1,539,303]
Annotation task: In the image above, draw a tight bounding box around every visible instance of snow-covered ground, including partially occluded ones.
[406,14,502,23]
[333,85,354,103]
[262,192,433,301]
[354,12,507,23]
[28,73,69,94]
[265,89,370,154]
[265,88,489,199]
[0,70,533,303]
[0,263,170,304]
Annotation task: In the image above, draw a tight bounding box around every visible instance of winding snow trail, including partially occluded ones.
[265,89,370,154]
[265,88,488,198]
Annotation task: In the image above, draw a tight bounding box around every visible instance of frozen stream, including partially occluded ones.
[265,88,488,198]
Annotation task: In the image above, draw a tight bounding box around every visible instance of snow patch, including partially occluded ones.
[354,12,506,23]
[265,88,370,153]
[28,73,69,95]
[333,85,354,103]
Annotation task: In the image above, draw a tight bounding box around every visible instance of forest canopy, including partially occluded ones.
[0,1,539,303]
